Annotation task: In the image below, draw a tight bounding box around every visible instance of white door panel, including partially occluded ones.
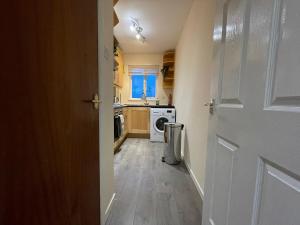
[265,0,300,109]
[252,160,300,225]
[202,0,300,224]
[220,0,248,106]
[209,137,238,225]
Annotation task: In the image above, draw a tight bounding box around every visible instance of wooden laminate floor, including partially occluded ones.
[105,138,202,225]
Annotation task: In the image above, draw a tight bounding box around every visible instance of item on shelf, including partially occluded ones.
[162,50,175,89]
[161,65,169,77]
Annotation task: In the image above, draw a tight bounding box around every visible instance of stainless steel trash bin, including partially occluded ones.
[162,122,184,165]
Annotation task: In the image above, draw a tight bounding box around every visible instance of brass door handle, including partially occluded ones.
[83,94,101,110]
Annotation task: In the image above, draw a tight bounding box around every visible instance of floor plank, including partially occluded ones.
[106,138,202,225]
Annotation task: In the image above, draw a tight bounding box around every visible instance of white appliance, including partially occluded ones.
[150,108,176,142]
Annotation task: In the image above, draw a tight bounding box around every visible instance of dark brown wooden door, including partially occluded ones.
[0,0,100,224]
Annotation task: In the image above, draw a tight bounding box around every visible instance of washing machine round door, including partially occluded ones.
[154,117,169,133]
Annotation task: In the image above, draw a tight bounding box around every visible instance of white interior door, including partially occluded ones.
[202,0,300,225]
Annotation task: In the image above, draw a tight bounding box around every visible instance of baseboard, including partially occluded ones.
[104,193,115,223]
[183,160,204,199]
[127,133,150,139]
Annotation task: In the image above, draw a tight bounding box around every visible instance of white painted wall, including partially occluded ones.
[173,0,216,198]
[120,54,172,105]
[98,0,115,224]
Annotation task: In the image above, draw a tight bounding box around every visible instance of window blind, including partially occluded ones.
[128,65,159,76]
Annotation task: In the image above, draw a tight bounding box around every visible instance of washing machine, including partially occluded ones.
[150,108,176,142]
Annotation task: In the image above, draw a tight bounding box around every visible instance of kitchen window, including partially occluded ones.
[129,65,158,100]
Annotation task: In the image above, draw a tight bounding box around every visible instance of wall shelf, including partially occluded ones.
[162,50,175,89]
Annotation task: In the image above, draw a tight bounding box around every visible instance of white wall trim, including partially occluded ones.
[184,160,204,199]
[104,193,115,223]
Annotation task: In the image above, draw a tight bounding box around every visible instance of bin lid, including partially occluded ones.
[164,122,184,128]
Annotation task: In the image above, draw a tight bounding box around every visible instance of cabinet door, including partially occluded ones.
[128,107,150,134]
[117,48,124,87]
[123,108,128,135]
[114,47,124,87]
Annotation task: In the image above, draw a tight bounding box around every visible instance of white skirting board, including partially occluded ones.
[183,160,204,199]
[103,193,115,223]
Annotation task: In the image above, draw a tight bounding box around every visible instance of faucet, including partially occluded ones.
[141,92,149,105]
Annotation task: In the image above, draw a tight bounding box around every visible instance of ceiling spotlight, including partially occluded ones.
[136,26,143,33]
[129,18,146,43]
[129,18,138,32]
[130,25,135,32]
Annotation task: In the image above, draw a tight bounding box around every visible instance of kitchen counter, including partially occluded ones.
[124,104,175,108]
[113,104,175,109]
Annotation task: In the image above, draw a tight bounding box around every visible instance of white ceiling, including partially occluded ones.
[114,0,194,54]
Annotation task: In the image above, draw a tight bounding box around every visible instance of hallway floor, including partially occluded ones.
[105,138,202,225]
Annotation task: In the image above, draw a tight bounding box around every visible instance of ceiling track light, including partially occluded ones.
[129,18,146,43]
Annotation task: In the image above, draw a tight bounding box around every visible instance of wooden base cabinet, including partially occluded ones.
[128,107,150,135]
